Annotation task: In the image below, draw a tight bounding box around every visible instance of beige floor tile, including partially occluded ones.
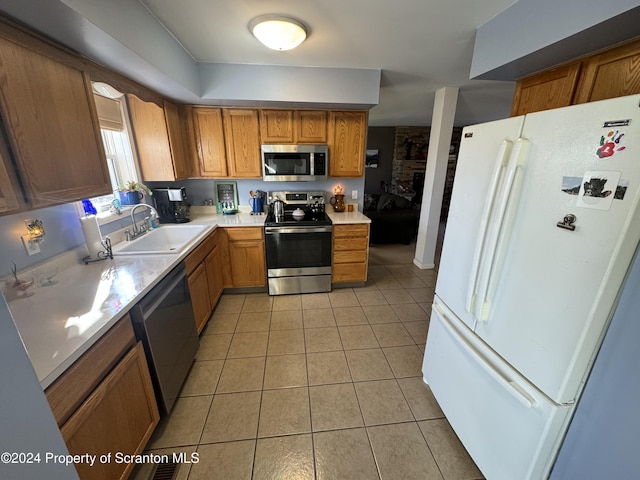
[189,440,255,480]
[354,379,414,426]
[148,395,212,449]
[202,313,238,335]
[403,320,429,345]
[362,305,401,324]
[196,334,232,361]
[367,265,391,277]
[242,293,273,312]
[333,306,368,326]
[407,287,435,303]
[373,276,404,290]
[386,264,422,276]
[338,325,380,350]
[227,331,269,358]
[390,303,429,322]
[419,419,483,480]
[130,445,195,480]
[272,294,302,311]
[314,428,379,480]
[213,295,246,314]
[368,422,443,480]
[381,289,417,305]
[351,278,380,291]
[383,345,424,378]
[180,360,224,397]
[345,348,394,382]
[397,377,444,421]
[418,302,433,317]
[268,329,306,355]
[253,434,315,480]
[371,322,415,347]
[304,326,343,352]
[310,383,364,431]
[306,350,352,385]
[328,290,360,307]
[303,308,336,328]
[235,311,271,332]
[395,275,428,288]
[355,290,389,306]
[258,387,311,437]
[270,310,303,330]
[216,357,265,393]
[263,354,307,389]
[301,292,331,309]
[201,391,261,443]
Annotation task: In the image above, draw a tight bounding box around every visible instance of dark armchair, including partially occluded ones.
[363,190,420,245]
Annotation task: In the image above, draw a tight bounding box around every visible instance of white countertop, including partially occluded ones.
[326,208,371,224]
[8,209,372,389]
[8,211,266,389]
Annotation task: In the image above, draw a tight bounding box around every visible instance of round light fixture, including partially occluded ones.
[249,15,307,51]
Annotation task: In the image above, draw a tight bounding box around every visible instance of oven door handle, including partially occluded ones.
[265,226,333,234]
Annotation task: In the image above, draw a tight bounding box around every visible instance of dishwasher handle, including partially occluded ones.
[136,263,187,320]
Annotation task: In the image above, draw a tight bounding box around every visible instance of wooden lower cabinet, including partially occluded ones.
[188,261,213,334]
[61,342,159,480]
[46,315,160,480]
[185,228,226,333]
[205,238,224,307]
[224,227,266,288]
[332,223,370,283]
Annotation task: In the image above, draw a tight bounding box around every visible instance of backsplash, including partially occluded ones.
[0,177,365,278]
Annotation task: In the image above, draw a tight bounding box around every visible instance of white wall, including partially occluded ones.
[471,0,640,80]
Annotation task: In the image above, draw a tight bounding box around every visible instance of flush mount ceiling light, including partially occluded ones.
[249,15,307,51]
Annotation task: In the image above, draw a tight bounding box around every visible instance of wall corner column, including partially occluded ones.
[413,86,458,269]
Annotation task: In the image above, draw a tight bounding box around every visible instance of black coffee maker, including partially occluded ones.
[152,187,190,223]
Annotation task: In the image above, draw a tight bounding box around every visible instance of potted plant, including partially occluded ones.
[117,181,152,206]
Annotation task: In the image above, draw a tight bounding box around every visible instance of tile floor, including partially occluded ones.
[133,242,483,480]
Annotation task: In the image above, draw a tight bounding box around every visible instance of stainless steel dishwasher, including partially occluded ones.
[130,263,199,414]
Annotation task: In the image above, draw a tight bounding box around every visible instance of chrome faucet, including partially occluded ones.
[125,203,159,241]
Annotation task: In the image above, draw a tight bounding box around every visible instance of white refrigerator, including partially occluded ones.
[422,94,640,480]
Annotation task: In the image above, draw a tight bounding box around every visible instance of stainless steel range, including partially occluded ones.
[265,191,332,295]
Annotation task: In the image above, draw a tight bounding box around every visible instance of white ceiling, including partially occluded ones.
[137,0,518,126]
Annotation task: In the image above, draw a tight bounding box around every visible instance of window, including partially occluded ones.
[87,82,141,218]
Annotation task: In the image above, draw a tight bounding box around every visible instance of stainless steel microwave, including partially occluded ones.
[262,144,328,181]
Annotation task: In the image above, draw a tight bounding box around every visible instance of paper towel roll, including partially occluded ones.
[80,215,104,259]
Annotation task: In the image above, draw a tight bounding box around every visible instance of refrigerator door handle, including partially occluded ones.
[466,140,513,316]
[434,302,538,409]
[476,138,530,322]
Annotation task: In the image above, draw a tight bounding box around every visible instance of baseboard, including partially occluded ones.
[413,258,436,270]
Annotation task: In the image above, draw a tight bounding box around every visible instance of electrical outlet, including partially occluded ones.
[351,190,358,200]
[21,235,40,256]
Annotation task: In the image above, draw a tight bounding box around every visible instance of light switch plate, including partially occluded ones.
[21,235,40,256]
[351,190,358,199]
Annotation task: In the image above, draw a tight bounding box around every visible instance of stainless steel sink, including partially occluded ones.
[112,224,212,255]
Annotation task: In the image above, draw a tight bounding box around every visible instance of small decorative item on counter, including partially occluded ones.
[110,198,123,215]
[117,181,152,206]
[292,208,305,219]
[330,185,346,212]
[81,199,98,215]
[5,261,34,299]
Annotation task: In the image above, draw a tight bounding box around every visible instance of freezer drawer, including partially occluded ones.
[423,299,572,480]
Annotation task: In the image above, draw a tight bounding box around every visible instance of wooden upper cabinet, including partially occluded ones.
[163,100,196,178]
[260,110,294,143]
[295,110,327,143]
[0,137,23,215]
[127,95,193,181]
[192,107,228,177]
[574,37,640,103]
[328,111,367,177]
[0,30,111,208]
[511,63,582,116]
[223,109,262,178]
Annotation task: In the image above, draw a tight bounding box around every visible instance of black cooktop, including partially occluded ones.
[265,209,332,227]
